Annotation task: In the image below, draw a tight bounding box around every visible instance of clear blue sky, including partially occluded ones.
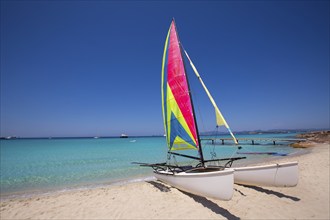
[1,1,329,137]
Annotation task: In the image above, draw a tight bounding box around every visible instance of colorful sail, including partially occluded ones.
[184,50,238,145]
[161,21,199,151]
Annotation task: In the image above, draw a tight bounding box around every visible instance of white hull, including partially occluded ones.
[154,167,234,200]
[234,161,298,187]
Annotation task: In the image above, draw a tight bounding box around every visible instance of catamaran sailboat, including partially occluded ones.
[135,19,247,200]
[135,19,298,200]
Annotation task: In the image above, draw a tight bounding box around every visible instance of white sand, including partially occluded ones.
[1,143,329,219]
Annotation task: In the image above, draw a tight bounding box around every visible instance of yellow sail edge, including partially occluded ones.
[183,50,238,145]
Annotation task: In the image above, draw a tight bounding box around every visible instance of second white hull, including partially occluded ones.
[154,167,234,200]
[234,161,298,187]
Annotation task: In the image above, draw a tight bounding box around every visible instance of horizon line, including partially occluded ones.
[1,128,328,139]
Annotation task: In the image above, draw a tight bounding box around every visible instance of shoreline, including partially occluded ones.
[0,146,309,201]
[0,133,307,200]
[1,150,305,202]
[0,175,156,202]
[1,143,329,219]
[1,131,329,219]
[0,132,314,201]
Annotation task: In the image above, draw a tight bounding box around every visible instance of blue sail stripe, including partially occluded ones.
[169,113,196,148]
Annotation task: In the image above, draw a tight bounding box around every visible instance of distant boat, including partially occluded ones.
[120,134,128,138]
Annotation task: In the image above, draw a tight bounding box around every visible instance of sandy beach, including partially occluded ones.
[1,141,329,219]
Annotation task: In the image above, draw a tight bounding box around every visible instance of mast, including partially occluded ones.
[173,19,205,166]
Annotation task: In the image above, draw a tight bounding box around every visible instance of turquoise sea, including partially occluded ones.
[0,133,306,197]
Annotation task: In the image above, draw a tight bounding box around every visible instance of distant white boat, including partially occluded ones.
[120,134,128,138]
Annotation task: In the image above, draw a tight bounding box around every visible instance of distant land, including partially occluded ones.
[1,128,329,140]
[200,128,330,136]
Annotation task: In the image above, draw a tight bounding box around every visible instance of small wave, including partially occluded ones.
[0,175,156,202]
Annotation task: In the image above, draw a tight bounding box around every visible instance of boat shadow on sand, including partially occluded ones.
[146,180,171,192]
[237,184,300,201]
[147,180,240,220]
